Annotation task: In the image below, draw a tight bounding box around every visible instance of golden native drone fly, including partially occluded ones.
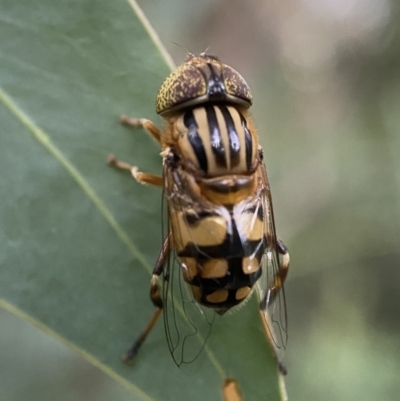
[108,53,290,374]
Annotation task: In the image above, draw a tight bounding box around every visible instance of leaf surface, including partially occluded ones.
[0,1,284,399]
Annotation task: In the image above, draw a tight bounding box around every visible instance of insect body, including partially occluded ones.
[109,53,290,373]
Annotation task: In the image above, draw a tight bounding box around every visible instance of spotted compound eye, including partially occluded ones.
[155,54,253,115]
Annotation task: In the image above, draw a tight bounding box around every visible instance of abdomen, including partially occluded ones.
[169,198,266,314]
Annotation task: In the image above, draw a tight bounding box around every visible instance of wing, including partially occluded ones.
[255,159,289,364]
[160,164,216,367]
[159,153,289,368]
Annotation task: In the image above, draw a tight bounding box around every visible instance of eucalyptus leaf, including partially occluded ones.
[0,1,284,399]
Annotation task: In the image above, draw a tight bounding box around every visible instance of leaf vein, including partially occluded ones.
[0,85,153,274]
[0,299,156,401]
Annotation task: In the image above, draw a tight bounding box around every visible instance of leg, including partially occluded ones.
[271,239,290,300]
[123,235,171,364]
[109,115,162,186]
[107,155,163,187]
[120,115,161,144]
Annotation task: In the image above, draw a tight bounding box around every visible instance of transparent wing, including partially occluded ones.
[161,165,216,367]
[255,160,288,361]
[161,250,216,367]
[160,156,288,368]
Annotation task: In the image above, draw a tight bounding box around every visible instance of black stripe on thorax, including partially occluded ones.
[184,109,208,173]
[239,112,253,171]
[205,105,227,168]
[219,105,241,168]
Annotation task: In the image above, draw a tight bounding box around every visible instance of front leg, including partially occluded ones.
[107,155,163,187]
[107,115,163,186]
[120,115,161,144]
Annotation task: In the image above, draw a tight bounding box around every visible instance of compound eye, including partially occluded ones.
[155,55,253,115]
[156,63,207,115]
[222,65,252,106]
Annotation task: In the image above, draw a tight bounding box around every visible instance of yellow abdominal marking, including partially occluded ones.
[234,212,263,241]
[171,213,227,252]
[201,259,228,278]
[242,256,259,274]
[235,286,251,300]
[182,258,228,282]
[206,290,229,303]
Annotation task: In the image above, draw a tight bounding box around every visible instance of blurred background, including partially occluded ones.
[2,0,399,400]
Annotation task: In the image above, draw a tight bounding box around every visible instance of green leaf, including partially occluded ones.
[0,1,285,399]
